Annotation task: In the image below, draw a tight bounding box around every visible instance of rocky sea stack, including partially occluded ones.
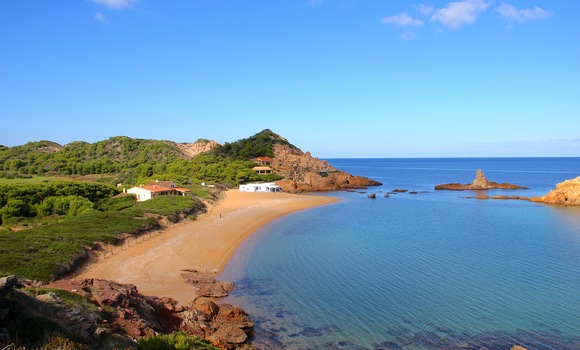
[435,169,527,191]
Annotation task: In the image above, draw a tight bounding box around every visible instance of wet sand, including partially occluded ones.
[76,190,337,304]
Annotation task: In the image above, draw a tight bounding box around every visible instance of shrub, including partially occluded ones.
[137,332,218,350]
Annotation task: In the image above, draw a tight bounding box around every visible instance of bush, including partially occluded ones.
[137,332,218,350]
[40,336,89,350]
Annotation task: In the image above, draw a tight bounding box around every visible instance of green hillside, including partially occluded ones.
[0,130,294,187]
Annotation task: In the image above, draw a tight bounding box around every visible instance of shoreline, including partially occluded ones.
[74,190,338,304]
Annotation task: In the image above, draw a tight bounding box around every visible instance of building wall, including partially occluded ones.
[127,187,153,201]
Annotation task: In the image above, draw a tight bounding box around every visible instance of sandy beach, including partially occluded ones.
[76,190,337,304]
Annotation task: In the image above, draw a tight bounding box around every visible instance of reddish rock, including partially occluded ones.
[5,277,253,348]
[435,169,527,191]
[193,297,219,322]
[214,303,254,329]
[180,269,235,298]
[531,176,580,205]
[273,144,381,192]
[511,346,528,350]
[367,193,376,199]
[207,324,248,349]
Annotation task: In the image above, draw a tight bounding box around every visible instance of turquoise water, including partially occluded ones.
[220,158,580,349]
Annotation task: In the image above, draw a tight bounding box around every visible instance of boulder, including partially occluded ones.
[207,324,248,349]
[214,303,254,329]
[181,269,235,298]
[192,297,219,322]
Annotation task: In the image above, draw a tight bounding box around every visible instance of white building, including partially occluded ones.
[239,182,281,192]
[126,181,191,202]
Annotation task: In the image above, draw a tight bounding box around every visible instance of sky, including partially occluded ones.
[1,0,579,158]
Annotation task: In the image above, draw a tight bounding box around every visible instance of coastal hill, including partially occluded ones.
[0,129,380,192]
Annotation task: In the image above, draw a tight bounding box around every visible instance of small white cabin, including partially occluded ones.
[239,182,281,192]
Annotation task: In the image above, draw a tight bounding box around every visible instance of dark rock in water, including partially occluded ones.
[393,189,407,193]
[180,269,235,298]
[208,324,248,348]
[384,193,390,198]
[368,193,376,199]
[435,169,527,191]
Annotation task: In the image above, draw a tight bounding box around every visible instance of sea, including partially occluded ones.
[219,158,580,350]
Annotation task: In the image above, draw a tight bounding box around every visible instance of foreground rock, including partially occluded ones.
[435,169,527,191]
[5,277,253,349]
[273,144,381,192]
[531,176,580,205]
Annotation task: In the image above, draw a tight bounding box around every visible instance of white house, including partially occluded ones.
[239,182,281,192]
[126,181,191,202]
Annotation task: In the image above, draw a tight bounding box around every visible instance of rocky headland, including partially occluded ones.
[530,176,580,205]
[435,169,527,191]
[272,144,381,192]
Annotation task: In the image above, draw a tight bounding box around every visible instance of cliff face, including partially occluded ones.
[173,139,219,159]
[272,144,381,192]
[531,176,580,205]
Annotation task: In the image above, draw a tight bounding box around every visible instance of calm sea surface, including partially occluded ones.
[220,158,580,350]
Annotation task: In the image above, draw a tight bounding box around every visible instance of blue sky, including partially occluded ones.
[1,0,578,157]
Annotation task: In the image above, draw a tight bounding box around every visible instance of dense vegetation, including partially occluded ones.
[0,129,294,186]
[0,181,206,281]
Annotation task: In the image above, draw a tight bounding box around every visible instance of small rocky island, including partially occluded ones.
[435,169,527,191]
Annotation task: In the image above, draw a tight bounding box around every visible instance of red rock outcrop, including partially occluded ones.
[531,176,580,205]
[41,278,253,348]
[273,144,381,192]
[435,169,527,191]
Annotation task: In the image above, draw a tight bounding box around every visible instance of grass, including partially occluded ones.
[125,196,204,218]
[0,195,206,282]
[22,287,104,315]
[0,176,58,184]
[0,211,158,281]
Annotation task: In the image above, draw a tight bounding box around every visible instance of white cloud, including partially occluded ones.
[400,32,419,40]
[415,4,434,16]
[94,12,109,23]
[91,0,137,10]
[430,0,489,29]
[496,3,552,22]
[381,13,424,27]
